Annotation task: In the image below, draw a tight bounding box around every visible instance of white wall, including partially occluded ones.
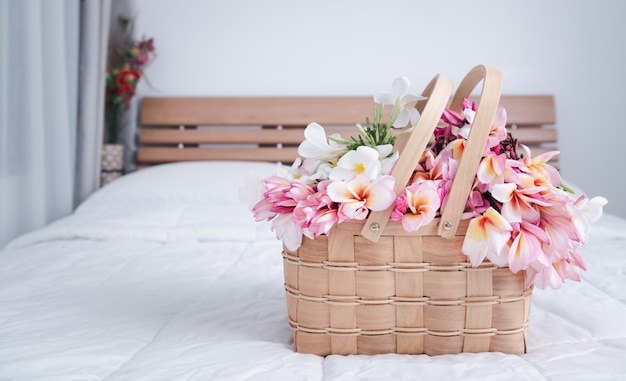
[129,0,626,218]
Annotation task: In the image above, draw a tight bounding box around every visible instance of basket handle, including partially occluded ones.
[437,65,502,238]
[361,65,502,242]
[360,73,454,242]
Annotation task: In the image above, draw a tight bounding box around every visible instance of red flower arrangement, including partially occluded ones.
[105,16,156,144]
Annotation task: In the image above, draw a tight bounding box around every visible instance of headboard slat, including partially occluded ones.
[137,146,299,164]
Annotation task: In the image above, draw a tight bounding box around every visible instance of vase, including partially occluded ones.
[101,144,124,186]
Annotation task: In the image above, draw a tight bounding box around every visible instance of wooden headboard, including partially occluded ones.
[137,95,556,168]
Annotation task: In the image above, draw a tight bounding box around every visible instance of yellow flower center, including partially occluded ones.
[354,163,366,174]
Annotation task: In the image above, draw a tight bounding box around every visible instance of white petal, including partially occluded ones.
[374,91,395,105]
[375,144,393,158]
[392,111,410,128]
[392,77,410,96]
[463,109,476,124]
[406,107,420,126]
[326,181,353,203]
[582,196,608,224]
[401,94,427,103]
[298,123,329,158]
[490,183,516,203]
[380,151,399,175]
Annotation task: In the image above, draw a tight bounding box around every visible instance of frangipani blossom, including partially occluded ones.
[374,77,426,128]
[395,181,441,232]
[327,174,396,220]
[428,150,458,206]
[271,213,303,252]
[329,145,382,181]
[448,100,506,156]
[573,195,608,242]
[477,153,507,187]
[293,181,340,238]
[518,145,562,186]
[491,180,550,224]
[298,122,346,161]
[526,262,564,290]
[239,166,279,210]
[577,196,608,224]
[462,207,513,267]
[375,144,399,175]
[539,191,582,254]
[484,105,508,153]
[508,221,549,273]
[444,138,465,161]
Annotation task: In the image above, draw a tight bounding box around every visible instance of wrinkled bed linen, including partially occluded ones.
[1,211,625,380]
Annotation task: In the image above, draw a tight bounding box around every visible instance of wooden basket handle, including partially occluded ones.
[361,65,502,242]
[361,74,454,242]
[437,65,502,238]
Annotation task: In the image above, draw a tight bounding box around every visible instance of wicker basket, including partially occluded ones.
[283,219,532,356]
[281,65,533,355]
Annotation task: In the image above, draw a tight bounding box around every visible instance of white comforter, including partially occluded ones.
[1,162,625,381]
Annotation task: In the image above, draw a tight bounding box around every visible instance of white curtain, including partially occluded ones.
[75,0,111,206]
[0,0,110,248]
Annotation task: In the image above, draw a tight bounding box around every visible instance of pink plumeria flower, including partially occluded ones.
[517,145,562,186]
[298,122,346,162]
[329,145,382,181]
[444,138,465,161]
[441,108,465,128]
[462,207,513,267]
[326,174,396,220]
[293,180,341,239]
[490,176,551,224]
[463,190,490,219]
[374,77,426,128]
[484,105,508,153]
[447,100,507,156]
[428,149,458,206]
[508,221,550,273]
[396,180,441,232]
[477,153,507,187]
[537,191,583,256]
[253,176,294,218]
[526,262,564,290]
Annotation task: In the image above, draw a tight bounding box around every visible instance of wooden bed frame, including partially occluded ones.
[137,95,556,168]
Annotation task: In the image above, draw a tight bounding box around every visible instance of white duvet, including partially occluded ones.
[1,162,625,381]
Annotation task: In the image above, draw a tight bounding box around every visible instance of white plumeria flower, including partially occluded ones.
[297,122,346,162]
[305,160,333,181]
[374,76,426,128]
[275,158,304,181]
[579,196,608,224]
[375,144,399,175]
[239,163,282,210]
[573,195,608,241]
[329,146,381,181]
[458,108,476,139]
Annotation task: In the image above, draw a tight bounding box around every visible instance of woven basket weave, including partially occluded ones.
[283,219,532,355]
[281,65,533,355]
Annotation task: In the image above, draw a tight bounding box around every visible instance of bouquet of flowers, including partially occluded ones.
[250,77,607,290]
[105,15,156,145]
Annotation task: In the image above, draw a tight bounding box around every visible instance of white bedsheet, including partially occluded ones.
[1,162,625,380]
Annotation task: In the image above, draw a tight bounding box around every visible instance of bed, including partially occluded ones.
[1,94,625,380]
